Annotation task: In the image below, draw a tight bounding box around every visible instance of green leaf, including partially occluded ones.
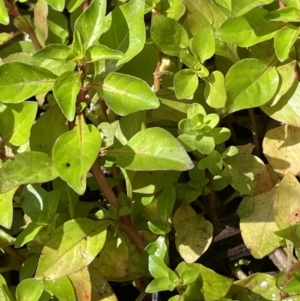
[72,0,106,55]
[107,127,194,171]
[150,13,188,57]
[148,255,172,279]
[30,104,69,154]
[0,62,57,104]
[190,27,215,63]
[225,58,279,113]
[206,150,223,175]
[45,0,64,11]
[47,7,69,43]
[52,117,101,195]
[174,69,198,100]
[175,214,213,263]
[148,219,171,235]
[274,25,300,62]
[100,0,145,66]
[266,6,300,22]
[156,186,176,222]
[85,44,124,62]
[204,71,226,109]
[216,8,284,47]
[0,188,16,229]
[19,255,39,281]
[36,218,110,280]
[16,278,43,301]
[195,134,215,155]
[0,102,37,146]
[99,72,159,116]
[210,127,231,144]
[146,277,175,293]
[0,228,15,248]
[0,152,58,193]
[0,0,9,25]
[32,45,75,61]
[44,277,76,301]
[53,71,81,121]
[15,223,44,248]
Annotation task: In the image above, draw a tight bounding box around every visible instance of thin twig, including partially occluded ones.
[269,248,288,271]
[153,51,162,93]
[91,161,145,252]
[248,109,261,157]
[3,246,25,264]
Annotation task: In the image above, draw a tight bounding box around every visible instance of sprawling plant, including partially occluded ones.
[1,0,300,300]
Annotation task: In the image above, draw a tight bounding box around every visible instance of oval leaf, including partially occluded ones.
[53,71,81,121]
[99,72,159,116]
[107,127,194,171]
[52,117,101,195]
[36,218,110,280]
[225,58,279,113]
[0,152,58,193]
[16,278,43,301]
[0,62,57,104]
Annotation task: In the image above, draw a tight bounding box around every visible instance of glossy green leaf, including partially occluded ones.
[148,219,171,235]
[107,127,194,171]
[216,8,284,47]
[0,187,16,229]
[99,72,159,116]
[195,134,215,155]
[44,277,76,301]
[52,117,101,195]
[145,277,175,293]
[32,45,75,61]
[100,0,145,66]
[30,104,69,154]
[36,218,110,280]
[0,0,9,25]
[156,186,176,222]
[0,102,37,146]
[204,71,226,109]
[159,0,186,20]
[148,255,173,279]
[16,278,43,301]
[190,27,215,63]
[53,71,81,121]
[210,127,231,144]
[151,13,188,57]
[0,152,58,193]
[15,223,44,248]
[181,262,233,301]
[45,0,64,11]
[85,44,124,62]
[72,0,106,55]
[225,58,279,113]
[275,25,300,62]
[266,6,300,22]
[174,69,198,100]
[0,62,56,104]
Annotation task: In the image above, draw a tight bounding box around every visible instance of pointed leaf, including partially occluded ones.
[52,117,101,194]
[100,0,145,66]
[107,128,194,171]
[225,58,279,113]
[85,44,124,62]
[0,152,58,193]
[0,62,57,104]
[274,25,300,62]
[0,102,37,146]
[0,188,16,229]
[53,71,81,121]
[72,0,106,55]
[99,72,159,116]
[0,0,9,25]
[266,6,300,22]
[204,71,226,109]
[32,44,75,61]
[36,218,110,280]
